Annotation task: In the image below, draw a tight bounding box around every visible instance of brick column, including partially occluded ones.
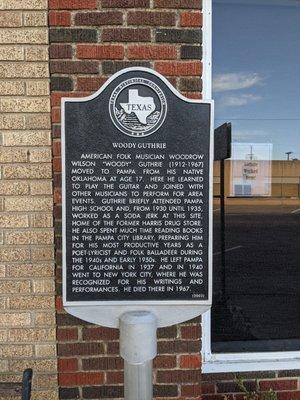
[0,0,58,399]
[50,1,203,399]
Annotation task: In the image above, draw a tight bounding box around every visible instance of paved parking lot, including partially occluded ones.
[212,204,300,351]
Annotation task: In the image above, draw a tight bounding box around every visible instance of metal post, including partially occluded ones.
[119,311,157,400]
[21,369,33,400]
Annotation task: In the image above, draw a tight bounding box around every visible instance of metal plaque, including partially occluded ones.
[62,68,213,327]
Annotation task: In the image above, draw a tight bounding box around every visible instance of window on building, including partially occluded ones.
[203,0,300,371]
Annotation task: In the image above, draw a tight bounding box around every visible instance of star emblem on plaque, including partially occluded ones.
[109,77,167,137]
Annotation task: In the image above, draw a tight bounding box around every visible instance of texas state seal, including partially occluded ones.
[109,77,167,138]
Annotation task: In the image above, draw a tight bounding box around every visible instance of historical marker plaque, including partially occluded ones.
[62,68,213,309]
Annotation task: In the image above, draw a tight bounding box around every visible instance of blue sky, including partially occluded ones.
[213,0,300,160]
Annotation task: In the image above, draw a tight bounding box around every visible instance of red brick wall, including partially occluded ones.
[50,0,203,399]
[201,371,300,399]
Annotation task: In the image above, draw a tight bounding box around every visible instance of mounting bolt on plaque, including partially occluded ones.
[120,311,157,400]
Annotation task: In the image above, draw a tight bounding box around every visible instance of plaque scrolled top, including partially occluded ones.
[62,67,214,328]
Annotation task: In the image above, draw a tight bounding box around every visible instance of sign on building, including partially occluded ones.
[230,143,272,197]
